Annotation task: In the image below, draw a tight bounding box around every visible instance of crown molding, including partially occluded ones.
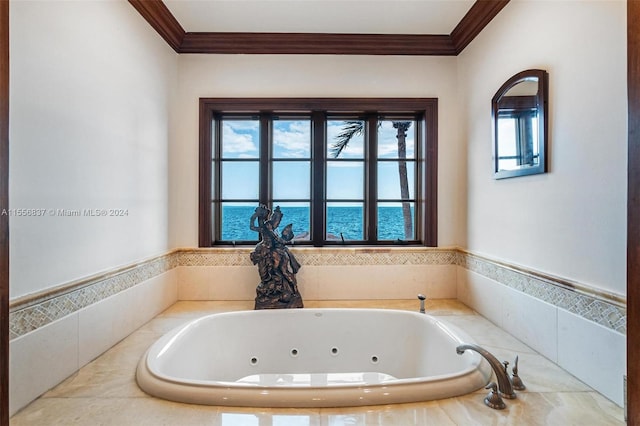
[129,0,184,52]
[181,32,456,55]
[451,0,509,54]
[129,0,509,56]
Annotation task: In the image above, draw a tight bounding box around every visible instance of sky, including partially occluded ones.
[219,118,416,205]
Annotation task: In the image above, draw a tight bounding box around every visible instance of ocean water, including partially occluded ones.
[221,205,414,242]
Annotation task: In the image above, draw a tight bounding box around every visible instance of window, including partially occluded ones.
[496,109,539,170]
[199,99,437,247]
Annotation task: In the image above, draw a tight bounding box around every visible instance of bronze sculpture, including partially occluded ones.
[249,205,303,309]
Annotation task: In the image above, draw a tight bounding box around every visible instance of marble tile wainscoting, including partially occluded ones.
[10,300,625,425]
[8,254,179,416]
[8,247,627,417]
[456,250,627,408]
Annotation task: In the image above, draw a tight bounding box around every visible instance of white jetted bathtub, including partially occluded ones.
[136,308,492,407]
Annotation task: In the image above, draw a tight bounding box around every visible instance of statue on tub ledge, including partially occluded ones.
[249,204,304,310]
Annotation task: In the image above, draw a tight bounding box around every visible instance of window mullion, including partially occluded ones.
[212,116,222,244]
[259,114,271,206]
[312,111,325,247]
[366,115,378,243]
[200,112,215,246]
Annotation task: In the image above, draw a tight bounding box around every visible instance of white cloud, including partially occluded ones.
[222,122,258,155]
[273,121,310,157]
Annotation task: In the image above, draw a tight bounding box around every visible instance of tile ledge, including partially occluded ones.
[459,249,626,308]
[177,246,458,254]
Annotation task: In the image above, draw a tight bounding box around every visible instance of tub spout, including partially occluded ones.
[456,343,516,399]
[417,294,426,313]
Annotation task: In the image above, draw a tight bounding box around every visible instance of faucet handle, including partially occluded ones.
[511,355,526,390]
[484,382,506,410]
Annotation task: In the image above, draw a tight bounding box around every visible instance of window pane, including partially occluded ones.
[327,120,364,159]
[221,161,259,199]
[273,161,310,199]
[274,202,310,241]
[497,116,517,170]
[531,115,539,156]
[273,120,310,159]
[327,202,364,241]
[211,161,216,200]
[497,113,540,170]
[378,161,415,200]
[378,120,415,159]
[222,119,259,159]
[211,120,216,160]
[327,161,364,199]
[378,202,415,241]
[221,202,258,241]
[211,201,216,242]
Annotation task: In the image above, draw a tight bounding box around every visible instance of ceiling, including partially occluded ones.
[129,0,510,55]
[163,0,476,35]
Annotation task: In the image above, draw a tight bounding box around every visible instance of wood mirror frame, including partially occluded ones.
[492,69,549,179]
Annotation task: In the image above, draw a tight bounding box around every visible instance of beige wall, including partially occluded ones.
[169,54,464,248]
[9,0,627,300]
[9,0,178,298]
[458,0,627,296]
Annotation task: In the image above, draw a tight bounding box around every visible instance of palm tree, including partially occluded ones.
[331,120,413,240]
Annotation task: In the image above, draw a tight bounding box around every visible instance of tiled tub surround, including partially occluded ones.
[9,300,625,425]
[9,253,178,339]
[8,247,627,416]
[177,248,459,301]
[456,251,627,407]
[9,268,179,416]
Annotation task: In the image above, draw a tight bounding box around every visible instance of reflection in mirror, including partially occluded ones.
[492,69,548,179]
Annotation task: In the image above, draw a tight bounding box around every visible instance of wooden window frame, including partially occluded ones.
[198,98,438,247]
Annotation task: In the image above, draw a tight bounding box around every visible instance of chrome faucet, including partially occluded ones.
[417,294,426,313]
[456,343,516,400]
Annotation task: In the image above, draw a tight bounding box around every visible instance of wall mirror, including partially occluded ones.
[492,69,549,179]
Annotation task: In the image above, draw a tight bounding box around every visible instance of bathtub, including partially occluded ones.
[136,308,492,407]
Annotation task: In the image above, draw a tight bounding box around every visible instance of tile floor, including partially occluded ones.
[10,300,625,425]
